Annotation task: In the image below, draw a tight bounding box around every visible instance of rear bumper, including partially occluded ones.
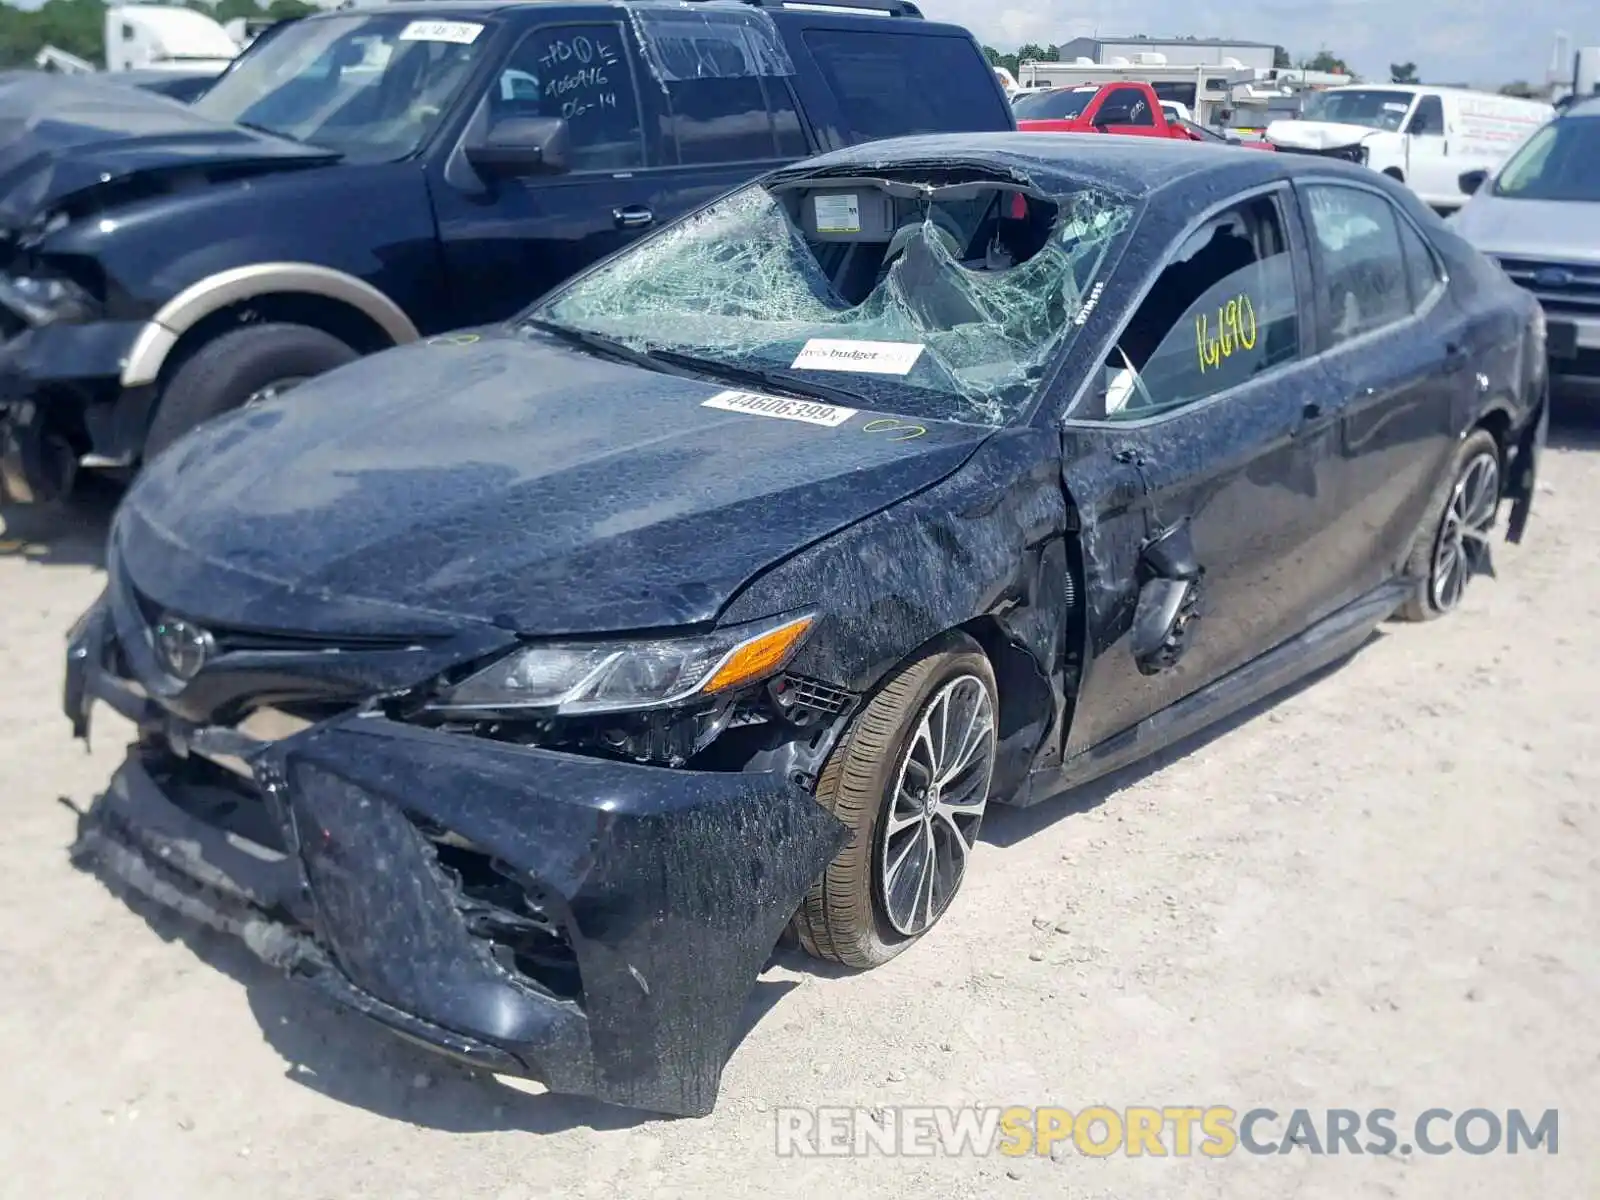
[65,599,849,1117]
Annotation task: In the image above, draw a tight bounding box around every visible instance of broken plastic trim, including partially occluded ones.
[534,175,1134,426]
[628,4,796,91]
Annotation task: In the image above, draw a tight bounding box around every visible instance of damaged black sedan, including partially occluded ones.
[65,134,1547,1117]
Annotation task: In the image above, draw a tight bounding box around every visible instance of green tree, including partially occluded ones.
[1016,42,1048,64]
[1302,49,1353,76]
[1272,45,1292,69]
[1390,61,1420,84]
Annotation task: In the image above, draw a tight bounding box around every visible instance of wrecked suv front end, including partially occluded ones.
[66,529,854,1117]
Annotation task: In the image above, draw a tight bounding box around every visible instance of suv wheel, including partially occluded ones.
[144,323,359,460]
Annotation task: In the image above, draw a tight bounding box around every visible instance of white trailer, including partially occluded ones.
[103,5,241,74]
[35,6,241,78]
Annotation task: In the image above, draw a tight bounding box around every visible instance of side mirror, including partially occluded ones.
[1458,168,1489,196]
[465,116,570,178]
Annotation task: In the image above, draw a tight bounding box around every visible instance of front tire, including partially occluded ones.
[793,633,997,968]
[1395,429,1501,622]
[144,323,359,460]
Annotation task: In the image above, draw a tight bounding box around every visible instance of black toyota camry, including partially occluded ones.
[65,134,1547,1117]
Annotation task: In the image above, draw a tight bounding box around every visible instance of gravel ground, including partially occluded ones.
[2,420,1597,1200]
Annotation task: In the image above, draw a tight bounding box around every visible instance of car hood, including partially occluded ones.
[0,71,334,229]
[1265,120,1381,150]
[118,330,993,638]
[1451,193,1600,264]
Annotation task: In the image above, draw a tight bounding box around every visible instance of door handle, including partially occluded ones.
[1443,341,1470,372]
[613,205,654,230]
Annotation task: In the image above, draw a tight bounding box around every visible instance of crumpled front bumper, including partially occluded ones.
[65,600,849,1117]
[0,319,152,502]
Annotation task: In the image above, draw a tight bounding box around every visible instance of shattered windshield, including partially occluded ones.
[528,176,1135,426]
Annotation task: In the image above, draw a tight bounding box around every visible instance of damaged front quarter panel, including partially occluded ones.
[259,716,848,1117]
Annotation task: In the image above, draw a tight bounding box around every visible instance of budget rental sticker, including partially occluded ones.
[399,20,485,44]
[701,390,858,427]
[792,339,925,376]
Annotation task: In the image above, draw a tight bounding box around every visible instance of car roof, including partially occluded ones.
[313,0,936,18]
[1566,95,1600,118]
[788,132,1372,200]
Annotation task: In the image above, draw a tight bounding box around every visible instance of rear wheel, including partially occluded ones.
[1395,429,1501,622]
[144,323,359,460]
[793,634,997,968]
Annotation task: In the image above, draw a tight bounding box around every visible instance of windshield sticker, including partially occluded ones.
[792,339,926,376]
[1382,101,1410,113]
[814,194,861,234]
[702,390,858,427]
[399,20,484,45]
[1195,294,1259,373]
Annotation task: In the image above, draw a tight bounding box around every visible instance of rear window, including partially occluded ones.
[1013,89,1094,121]
[802,28,1009,142]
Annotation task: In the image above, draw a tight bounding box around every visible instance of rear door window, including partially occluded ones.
[802,28,1009,142]
[1302,184,1413,345]
[635,12,808,165]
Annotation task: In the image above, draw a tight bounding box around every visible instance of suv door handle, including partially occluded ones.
[613,205,654,230]
[1443,341,1470,371]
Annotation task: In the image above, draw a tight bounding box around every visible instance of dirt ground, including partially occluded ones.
[1,419,1597,1200]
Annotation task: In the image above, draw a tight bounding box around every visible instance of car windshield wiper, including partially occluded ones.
[523,318,701,381]
[643,348,871,410]
[525,321,870,408]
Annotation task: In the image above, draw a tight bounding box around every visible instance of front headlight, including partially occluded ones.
[431,614,815,715]
[0,274,95,325]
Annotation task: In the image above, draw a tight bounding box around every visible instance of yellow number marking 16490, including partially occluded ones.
[1195,294,1259,373]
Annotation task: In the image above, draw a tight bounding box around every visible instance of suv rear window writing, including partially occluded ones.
[802,29,1009,142]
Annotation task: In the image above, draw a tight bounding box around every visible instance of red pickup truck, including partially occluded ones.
[1014,82,1275,149]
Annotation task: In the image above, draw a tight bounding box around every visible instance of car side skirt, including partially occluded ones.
[1009,578,1412,808]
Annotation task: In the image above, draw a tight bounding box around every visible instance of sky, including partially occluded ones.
[916,0,1592,88]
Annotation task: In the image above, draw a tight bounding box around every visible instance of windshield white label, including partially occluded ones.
[701,389,858,427]
[792,339,925,376]
[814,194,860,233]
[399,20,484,45]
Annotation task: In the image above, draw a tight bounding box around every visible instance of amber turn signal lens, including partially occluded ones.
[701,616,814,694]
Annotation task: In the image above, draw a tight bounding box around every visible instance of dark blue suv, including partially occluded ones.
[0,0,1013,503]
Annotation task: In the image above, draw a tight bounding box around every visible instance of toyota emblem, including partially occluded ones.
[152,614,214,681]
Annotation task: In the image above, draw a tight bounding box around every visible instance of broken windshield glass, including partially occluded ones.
[528,176,1135,426]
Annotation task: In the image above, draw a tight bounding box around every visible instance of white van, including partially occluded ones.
[1265,85,1552,212]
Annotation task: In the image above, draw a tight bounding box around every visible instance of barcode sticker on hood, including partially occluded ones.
[701,390,858,427]
[399,20,484,44]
